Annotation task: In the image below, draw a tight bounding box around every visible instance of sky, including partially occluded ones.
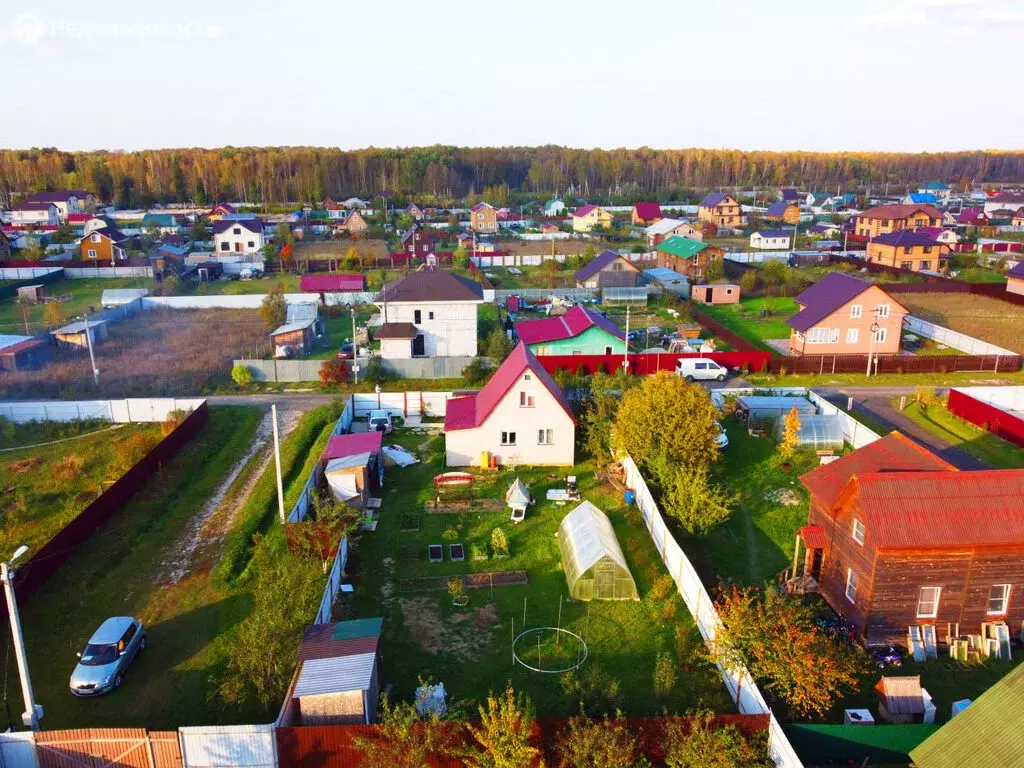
[2,0,1023,153]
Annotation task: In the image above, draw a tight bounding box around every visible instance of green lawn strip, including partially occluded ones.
[841,407,892,437]
[349,430,730,717]
[897,400,1024,469]
[0,277,154,335]
[8,406,265,729]
[697,300,793,353]
[745,370,1024,388]
[0,422,163,555]
[208,274,302,295]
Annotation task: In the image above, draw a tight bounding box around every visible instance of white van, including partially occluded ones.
[675,358,729,382]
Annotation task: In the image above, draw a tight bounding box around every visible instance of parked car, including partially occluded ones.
[69,617,146,696]
[674,358,728,382]
[336,342,355,360]
[715,422,729,450]
[368,409,393,434]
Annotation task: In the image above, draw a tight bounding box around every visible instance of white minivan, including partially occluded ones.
[675,358,729,382]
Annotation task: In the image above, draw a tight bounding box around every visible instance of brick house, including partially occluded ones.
[654,236,724,281]
[853,204,942,239]
[697,193,745,228]
[787,273,907,355]
[866,230,949,272]
[792,432,1024,646]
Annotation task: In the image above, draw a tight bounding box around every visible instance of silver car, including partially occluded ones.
[69,617,146,696]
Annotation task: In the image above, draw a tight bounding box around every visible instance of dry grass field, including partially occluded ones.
[900,293,1024,354]
[0,309,266,398]
[294,238,389,261]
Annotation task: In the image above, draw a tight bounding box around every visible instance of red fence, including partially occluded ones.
[535,350,773,376]
[764,353,1020,375]
[947,389,1024,448]
[690,306,773,354]
[3,403,209,609]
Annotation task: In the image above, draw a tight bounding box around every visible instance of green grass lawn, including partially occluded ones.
[202,274,302,294]
[6,404,342,730]
[348,429,730,717]
[0,278,154,335]
[688,417,820,587]
[744,369,1024,388]
[0,422,163,556]
[698,297,797,352]
[897,399,1024,469]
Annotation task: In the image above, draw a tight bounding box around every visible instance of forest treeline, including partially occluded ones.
[2,145,1023,208]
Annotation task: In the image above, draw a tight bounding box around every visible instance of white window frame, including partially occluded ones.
[87,248,97,258]
[537,428,553,445]
[987,584,1011,615]
[874,327,888,344]
[846,328,859,344]
[876,304,891,318]
[849,304,863,319]
[807,327,839,344]
[519,391,535,408]
[916,586,941,619]
[500,431,516,446]
[91,233,101,243]
[852,518,865,545]
[845,568,858,603]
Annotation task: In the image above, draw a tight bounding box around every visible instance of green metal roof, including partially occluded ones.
[330,617,383,641]
[909,662,1024,768]
[655,235,707,258]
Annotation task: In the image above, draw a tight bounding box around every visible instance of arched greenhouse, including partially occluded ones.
[557,501,638,601]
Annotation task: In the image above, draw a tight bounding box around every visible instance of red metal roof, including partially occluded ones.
[0,338,47,356]
[323,431,383,461]
[444,343,575,431]
[800,432,957,510]
[857,204,943,221]
[573,204,598,217]
[514,305,625,345]
[301,273,365,292]
[850,469,1024,549]
[799,525,828,550]
[633,202,662,220]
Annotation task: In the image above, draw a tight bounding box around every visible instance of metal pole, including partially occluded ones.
[2,559,41,730]
[522,596,527,629]
[272,404,286,522]
[83,312,99,385]
[556,594,562,646]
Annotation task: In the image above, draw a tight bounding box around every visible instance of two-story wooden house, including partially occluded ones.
[78,226,128,261]
[630,202,662,226]
[787,273,906,355]
[853,204,942,239]
[654,236,724,281]
[866,230,949,272]
[400,226,443,257]
[764,201,800,224]
[571,204,613,233]
[792,432,1024,646]
[573,249,640,289]
[470,202,498,233]
[374,271,484,358]
[697,193,745,228]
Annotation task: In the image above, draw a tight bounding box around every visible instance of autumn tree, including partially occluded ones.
[453,243,469,270]
[611,373,719,483]
[705,256,725,282]
[778,404,801,457]
[662,466,733,535]
[713,585,864,719]
[353,691,455,768]
[662,712,771,768]
[43,301,66,327]
[555,711,639,768]
[260,282,287,330]
[579,371,626,463]
[464,684,540,768]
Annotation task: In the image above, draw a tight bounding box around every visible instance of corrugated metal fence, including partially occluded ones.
[233,356,475,382]
[0,397,207,423]
[286,397,353,523]
[904,315,1018,357]
[315,538,349,624]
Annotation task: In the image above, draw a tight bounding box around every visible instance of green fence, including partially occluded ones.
[0,268,65,300]
[784,723,939,766]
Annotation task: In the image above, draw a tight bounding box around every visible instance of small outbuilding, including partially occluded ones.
[557,501,638,601]
[50,319,108,349]
[506,478,531,523]
[16,284,46,304]
[271,318,316,358]
[322,431,384,508]
[691,284,740,305]
[0,337,51,372]
[737,395,817,422]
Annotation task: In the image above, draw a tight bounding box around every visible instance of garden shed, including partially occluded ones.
[557,501,638,601]
[774,413,844,451]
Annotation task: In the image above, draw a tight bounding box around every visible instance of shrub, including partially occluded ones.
[653,651,677,698]
[491,527,509,557]
[364,354,397,384]
[231,364,253,386]
[560,663,623,717]
[260,283,288,331]
[162,408,189,436]
[442,527,460,542]
[462,357,490,386]
[663,712,772,768]
[915,386,939,408]
[447,577,468,605]
[319,358,350,386]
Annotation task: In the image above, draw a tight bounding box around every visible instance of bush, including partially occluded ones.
[231,364,253,387]
[260,283,288,331]
[653,651,677,698]
[462,357,490,386]
[491,527,509,557]
[442,527,460,542]
[364,354,397,384]
[162,408,189,436]
[319,358,350,386]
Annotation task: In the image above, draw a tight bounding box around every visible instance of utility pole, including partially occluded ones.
[622,304,630,373]
[271,404,285,522]
[83,312,99,385]
[351,307,359,385]
[2,546,42,730]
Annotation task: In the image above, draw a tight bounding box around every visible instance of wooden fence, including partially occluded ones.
[34,728,182,768]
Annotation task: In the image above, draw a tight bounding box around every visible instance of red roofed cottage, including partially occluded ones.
[791,432,1024,645]
[631,202,662,226]
[444,343,576,467]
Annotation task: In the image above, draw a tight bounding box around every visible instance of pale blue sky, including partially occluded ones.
[2,0,1022,152]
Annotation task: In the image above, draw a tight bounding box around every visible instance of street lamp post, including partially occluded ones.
[1,545,43,730]
[866,319,881,377]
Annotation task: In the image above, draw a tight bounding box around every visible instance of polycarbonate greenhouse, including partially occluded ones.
[775,413,845,451]
[557,501,638,601]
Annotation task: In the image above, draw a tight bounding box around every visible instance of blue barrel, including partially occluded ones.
[624,489,636,504]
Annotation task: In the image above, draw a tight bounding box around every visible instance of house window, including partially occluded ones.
[845,568,858,603]
[87,248,97,258]
[519,392,535,408]
[500,431,516,446]
[987,584,1011,615]
[850,305,863,319]
[874,328,887,344]
[414,310,422,324]
[877,304,891,318]
[903,246,913,254]
[901,261,913,270]
[847,328,859,344]
[807,327,839,344]
[428,311,434,320]
[91,233,100,243]
[605,346,613,355]
[247,241,254,248]
[923,246,932,254]
[852,519,865,545]
[220,242,230,251]
[524,374,532,381]
[917,586,941,618]
[538,429,553,445]
[233,227,241,235]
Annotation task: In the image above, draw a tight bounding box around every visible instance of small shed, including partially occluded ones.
[50,319,109,349]
[557,501,638,601]
[0,337,52,372]
[774,414,844,450]
[271,318,316,358]
[506,478,531,522]
[15,284,45,304]
[691,284,740,305]
[737,396,817,422]
[322,431,384,507]
[875,676,934,724]
[279,618,383,726]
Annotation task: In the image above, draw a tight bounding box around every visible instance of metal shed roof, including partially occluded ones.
[294,653,377,697]
[101,288,150,305]
[270,318,316,336]
[286,303,319,322]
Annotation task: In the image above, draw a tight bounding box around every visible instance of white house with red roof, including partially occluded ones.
[515,304,625,356]
[444,343,576,467]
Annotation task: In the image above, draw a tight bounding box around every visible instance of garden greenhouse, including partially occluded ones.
[556,501,638,601]
[774,413,844,451]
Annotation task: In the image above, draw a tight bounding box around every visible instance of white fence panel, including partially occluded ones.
[0,731,37,768]
[143,294,318,310]
[315,538,349,625]
[179,724,277,768]
[422,391,456,417]
[904,315,1017,357]
[323,291,378,306]
[64,266,154,278]
[0,398,205,424]
[0,266,63,280]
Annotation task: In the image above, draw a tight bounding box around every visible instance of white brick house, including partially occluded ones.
[213,218,265,255]
[374,271,484,358]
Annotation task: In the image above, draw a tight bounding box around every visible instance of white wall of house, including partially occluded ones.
[214,225,265,255]
[445,369,575,467]
[379,337,413,358]
[11,206,58,226]
[377,300,480,358]
[750,232,791,250]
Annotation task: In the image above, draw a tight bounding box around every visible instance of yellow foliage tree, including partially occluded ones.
[464,684,540,768]
[779,405,801,457]
[43,301,66,327]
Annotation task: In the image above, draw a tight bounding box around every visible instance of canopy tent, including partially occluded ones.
[775,413,844,450]
[557,501,638,601]
[324,453,372,505]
